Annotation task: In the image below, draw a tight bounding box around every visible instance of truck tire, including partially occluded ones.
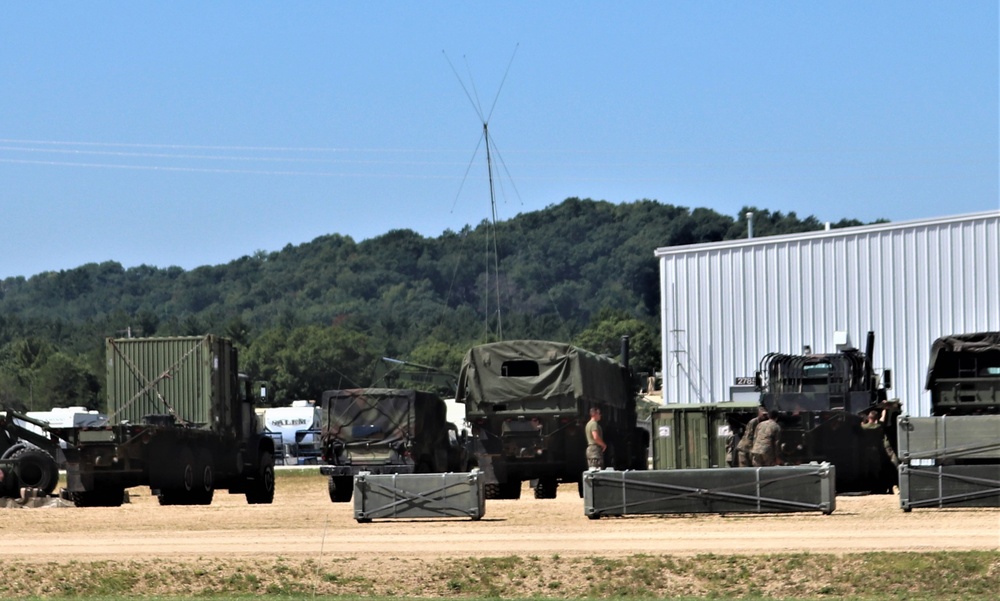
[497,480,522,500]
[484,483,500,499]
[158,449,198,505]
[1,443,29,497]
[533,478,558,499]
[1,442,28,460]
[245,450,275,504]
[191,450,215,505]
[72,486,126,507]
[11,446,59,496]
[329,476,353,503]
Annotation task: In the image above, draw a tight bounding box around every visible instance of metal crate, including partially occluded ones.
[897,415,1000,463]
[583,464,836,519]
[353,470,485,523]
[899,464,1000,511]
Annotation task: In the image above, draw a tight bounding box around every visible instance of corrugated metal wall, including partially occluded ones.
[655,211,1000,417]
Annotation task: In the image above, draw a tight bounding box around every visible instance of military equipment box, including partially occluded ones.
[651,402,759,470]
[352,470,485,522]
[105,336,239,433]
[899,464,1000,511]
[897,415,1000,463]
[583,464,836,519]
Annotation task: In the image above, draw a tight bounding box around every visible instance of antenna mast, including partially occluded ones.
[446,46,518,342]
[483,121,503,341]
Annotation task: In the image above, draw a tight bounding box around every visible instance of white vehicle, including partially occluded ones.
[261,400,322,465]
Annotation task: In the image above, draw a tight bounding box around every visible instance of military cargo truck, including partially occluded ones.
[896,332,1000,510]
[53,335,275,506]
[319,388,466,503]
[755,331,898,493]
[924,332,1000,418]
[456,338,649,499]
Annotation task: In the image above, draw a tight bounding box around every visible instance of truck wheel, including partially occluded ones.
[1,442,28,460]
[498,480,522,500]
[158,449,198,505]
[484,483,500,499]
[329,476,353,503]
[533,478,558,499]
[192,451,215,505]
[245,450,275,504]
[11,446,59,496]
[73,486,125,507]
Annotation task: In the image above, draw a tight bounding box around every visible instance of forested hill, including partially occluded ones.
[0,198,867,411]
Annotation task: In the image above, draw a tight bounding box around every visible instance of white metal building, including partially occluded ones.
[655,210,1000,417]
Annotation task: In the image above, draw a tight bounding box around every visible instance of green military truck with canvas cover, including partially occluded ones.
[319,388,466,503]
[456,338,649,499]
[53,335,275,506]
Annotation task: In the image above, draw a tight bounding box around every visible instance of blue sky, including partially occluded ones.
[1,2,997,279]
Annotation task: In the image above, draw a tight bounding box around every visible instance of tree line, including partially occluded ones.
[0,198,870,412]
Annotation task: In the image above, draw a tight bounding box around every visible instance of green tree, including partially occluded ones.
[244,324,377,404]
[574,308,660,377]
[33,351,101,411]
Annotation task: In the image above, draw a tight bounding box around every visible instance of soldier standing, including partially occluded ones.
[861,408,898,493]
[751,410,781,467]
[736,407,766,467]
[585,407,607,469]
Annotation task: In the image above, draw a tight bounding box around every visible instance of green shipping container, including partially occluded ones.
[105,335,238,435]
[651,402,759,469]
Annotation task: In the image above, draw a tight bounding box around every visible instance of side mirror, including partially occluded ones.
[882,369,892,390]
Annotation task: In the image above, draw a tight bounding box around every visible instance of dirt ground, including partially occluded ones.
[1,470,997,564]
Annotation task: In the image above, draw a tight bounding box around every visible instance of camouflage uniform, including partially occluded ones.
[750,418,781,467]
[861,420,899,493]
[585,418,604,469]
[735,416,760,467]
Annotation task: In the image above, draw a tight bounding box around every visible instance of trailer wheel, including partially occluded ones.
[329,476,353,503]
[245,450,275,504]
[11,446,59,496]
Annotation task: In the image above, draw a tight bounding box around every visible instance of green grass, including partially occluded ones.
[4,551,997,600]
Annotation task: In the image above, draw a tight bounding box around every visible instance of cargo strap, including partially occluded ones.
[108,339,203,424]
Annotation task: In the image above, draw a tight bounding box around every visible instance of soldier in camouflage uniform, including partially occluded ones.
[585,407,607,469]
[861,408,898,493]
[736,406,766,467]
[750,410,781,467]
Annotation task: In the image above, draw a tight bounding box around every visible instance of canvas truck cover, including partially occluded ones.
[925,332,1000,389]
[320,388,444,461]
[105,335,237,434]
[456,340,630,411]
